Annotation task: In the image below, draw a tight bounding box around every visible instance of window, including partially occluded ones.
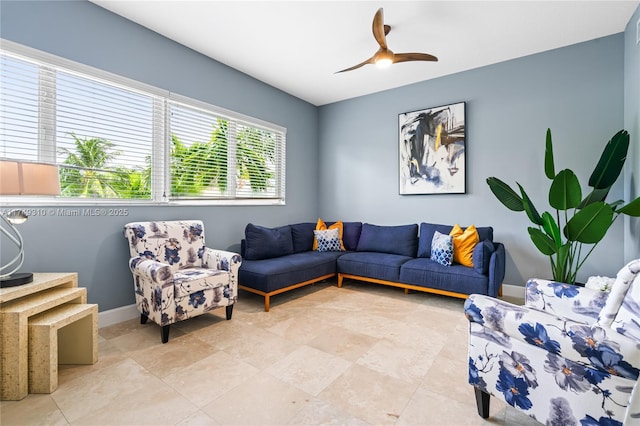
[0,40,286,205]
[167,99,284,200]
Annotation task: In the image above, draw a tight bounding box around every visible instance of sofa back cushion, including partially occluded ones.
[356,223,418,257]
[327,221,362,251]
[418,223,493,258]
[290,222,316,253]
[472,239,495,274]
[244,223,294,260]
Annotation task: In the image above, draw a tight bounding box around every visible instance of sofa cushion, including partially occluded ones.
[449,224,479,267]
[431,231,453,266]
[290,222,316,253]
[356,223,418,257]
[418,223,454,258]
[473,239,495,275]
[328,221,362,251]
[337,251,413,282]
[399,258,490,295]
[244,223,294,260]
[418,223,493,258]
[314,228,344,252]
[239,251,341,293]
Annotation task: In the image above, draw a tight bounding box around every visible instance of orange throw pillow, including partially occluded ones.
[313,218,345,251]
[449,224,479,267]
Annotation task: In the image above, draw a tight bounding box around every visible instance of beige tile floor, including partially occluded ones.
[0,279,541,426]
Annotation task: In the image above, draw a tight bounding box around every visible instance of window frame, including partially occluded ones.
[0,39,287,207]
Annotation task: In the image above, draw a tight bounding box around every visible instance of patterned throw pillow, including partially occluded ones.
[313,218,345,251]
[431,231,453,266]
[313,228,344,252]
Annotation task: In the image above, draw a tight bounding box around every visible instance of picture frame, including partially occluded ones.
[398,101,466,195]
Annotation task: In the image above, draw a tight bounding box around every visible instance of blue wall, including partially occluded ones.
[318,34,627,285]
[0,1,637,311]
[0,1,319,311]
[624,5,640,263]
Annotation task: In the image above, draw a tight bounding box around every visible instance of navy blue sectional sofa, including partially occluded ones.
[238,221,505,311]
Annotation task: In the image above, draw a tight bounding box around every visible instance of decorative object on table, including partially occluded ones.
[0,160,60,287]
[335,8,438,73]
[465,258,640,424]
[123,220,242,343]
[399,102,466,195]
[487,129,640,284]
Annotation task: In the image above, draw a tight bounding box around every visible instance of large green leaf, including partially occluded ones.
[541,211,561,246]
[549,169,582,210]
[617,197,640,217]
[565,201,614,244]
[528,227,557,255]
[579,187,611,208]
[487,177,524,211]
[588,130,629,189]
[518,183,543,225]
[544,128,555,180]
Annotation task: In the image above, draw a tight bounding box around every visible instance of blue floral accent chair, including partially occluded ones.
[123,220,242,343]
[465,259,640,425]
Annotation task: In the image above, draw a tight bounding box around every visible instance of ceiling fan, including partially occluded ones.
[336,8,438,73]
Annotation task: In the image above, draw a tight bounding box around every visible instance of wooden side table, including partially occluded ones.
[0,272,88,400]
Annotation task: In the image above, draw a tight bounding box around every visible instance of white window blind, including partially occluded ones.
[168,100,285,200]
[1,55,40,160]
[55,69,157,200]
[0,40,286,205]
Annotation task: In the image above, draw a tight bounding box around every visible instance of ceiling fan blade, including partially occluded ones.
[372,8,387,49]
[335,56,375,73]
[394,52,438,63]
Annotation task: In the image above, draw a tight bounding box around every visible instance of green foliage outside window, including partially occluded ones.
[58,119,276,199]
[59,134,125,198]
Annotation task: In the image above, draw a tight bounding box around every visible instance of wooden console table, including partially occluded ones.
[0,272,90,400]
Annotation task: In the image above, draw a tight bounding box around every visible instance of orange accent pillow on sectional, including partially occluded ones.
[449,224,479,267]
[313,218,345,251]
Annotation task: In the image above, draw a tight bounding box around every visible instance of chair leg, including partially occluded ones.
[140,313,148,324]
[161,325,170,344]
[226,305,233,320]
[474,387,490,418]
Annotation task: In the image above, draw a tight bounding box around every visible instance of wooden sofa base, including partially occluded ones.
[338,273,502,299]
[239,273,335,312]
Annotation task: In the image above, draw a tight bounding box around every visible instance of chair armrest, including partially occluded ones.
[201,248,242,296]
[202,248,242,272]
[525,278,609,325]
[465,294,640,377]
[625,381,640,423]
[487,243,505,297]
[129,257,173,283]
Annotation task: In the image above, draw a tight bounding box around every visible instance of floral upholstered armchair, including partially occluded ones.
[123,220,242,343]
[465,259,640,425]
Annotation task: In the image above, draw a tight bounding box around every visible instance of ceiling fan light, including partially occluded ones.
[375,58,393,68]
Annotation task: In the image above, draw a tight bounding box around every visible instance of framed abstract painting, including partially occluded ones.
[398,102,466,195]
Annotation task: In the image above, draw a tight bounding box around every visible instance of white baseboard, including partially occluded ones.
[502,283,525,299]
[98,304,139,328]
[98,284,526,328]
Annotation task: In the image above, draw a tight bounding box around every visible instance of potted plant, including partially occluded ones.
[487,129,640,284]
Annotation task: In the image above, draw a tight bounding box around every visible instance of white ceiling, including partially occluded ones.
[90,0,639,106]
